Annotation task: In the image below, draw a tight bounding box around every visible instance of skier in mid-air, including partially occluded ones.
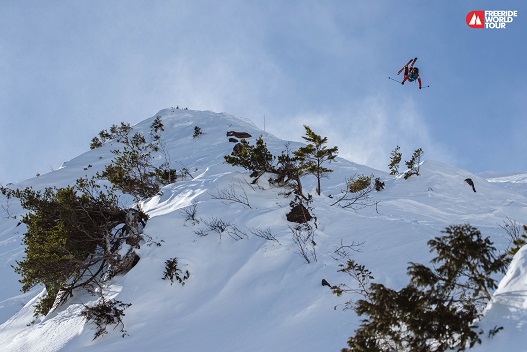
[398,57,422,89]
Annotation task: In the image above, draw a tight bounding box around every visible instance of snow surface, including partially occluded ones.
[0,109,527,351]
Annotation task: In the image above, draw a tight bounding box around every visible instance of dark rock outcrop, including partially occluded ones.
[286,204,312,223]
[227,131,252,139]
[465,178,476,192]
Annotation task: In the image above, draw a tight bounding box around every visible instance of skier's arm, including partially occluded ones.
[418,77,422,89]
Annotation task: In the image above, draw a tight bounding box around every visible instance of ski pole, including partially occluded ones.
[388,76,402,83]
[421,85,430,89]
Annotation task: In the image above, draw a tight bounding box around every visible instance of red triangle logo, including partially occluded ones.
[466,11,485,28]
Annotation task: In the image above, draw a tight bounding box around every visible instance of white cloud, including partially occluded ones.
[266,93,456,173]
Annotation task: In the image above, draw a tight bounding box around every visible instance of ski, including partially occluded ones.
[397,57,417,75]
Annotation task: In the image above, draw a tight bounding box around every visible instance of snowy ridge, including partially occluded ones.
[1,109,527,351]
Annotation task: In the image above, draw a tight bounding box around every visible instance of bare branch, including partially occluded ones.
[290,222,317,264]
[179,200,200,225]
[248,226,279,243]
[209,181,251,208]
[333,239,364,259]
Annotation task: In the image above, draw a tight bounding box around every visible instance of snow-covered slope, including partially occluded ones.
[1,109,527,351]
[482,172,527,197]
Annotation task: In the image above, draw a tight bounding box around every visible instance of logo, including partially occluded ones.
[466,11,484,28]
[466,10,518,29]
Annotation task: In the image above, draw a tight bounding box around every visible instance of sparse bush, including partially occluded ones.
[374,178,385,191]
[209,181,251,208]
[290,220,317,264]
[162,257,190,286]
[197,217,246,240]
[248,226,279,243]
[193,126,203,138]
[81,299,132,339]
[180,200,200,225]
[347,175,372,193]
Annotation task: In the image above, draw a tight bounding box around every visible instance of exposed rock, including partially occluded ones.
[286,204,312,223]
[227,131,252,139]
[465,178,477,192]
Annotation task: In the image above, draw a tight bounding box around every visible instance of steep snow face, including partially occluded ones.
[471,246,527,352]
[0,109,526,351]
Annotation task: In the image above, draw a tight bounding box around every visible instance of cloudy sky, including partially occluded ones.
[1,0,526,183]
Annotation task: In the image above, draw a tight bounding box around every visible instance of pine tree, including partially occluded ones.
[338,224,508,352]
[274,143,304,197]
[100,132,161,200]
[224,137,274,183]
[150,116,164,134]
[11,178,147,317]
[388,146,402,175]
[89,122,131,149]
[404,148,423,179]
[293,125,338,196]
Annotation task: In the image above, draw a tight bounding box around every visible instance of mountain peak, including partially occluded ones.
[1,109,527,351]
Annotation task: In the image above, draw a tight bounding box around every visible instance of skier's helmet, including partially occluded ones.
[413,67,419,74]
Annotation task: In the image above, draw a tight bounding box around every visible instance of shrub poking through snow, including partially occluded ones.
[193,126,203,138]
[374,177,385,191]
[81,299,132,339]
[347,175,372,193]
[162,257,190,286]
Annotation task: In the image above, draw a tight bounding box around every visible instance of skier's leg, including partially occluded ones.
[398,59,414,75]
